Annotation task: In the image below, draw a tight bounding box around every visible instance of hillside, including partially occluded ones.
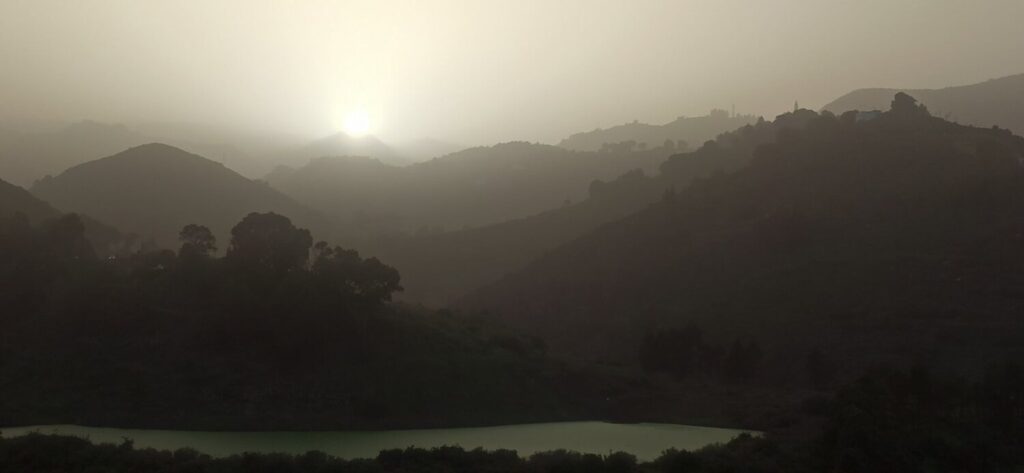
[464,95,1024,381]
[361,170,662,306]
[0,177,122,252]
[558,109,759,152]
[268,141,670,236]
[0,121,151,187]
[0,120,261,187]
[822,73,1024,134]
[365,111,820,306]
[0,177,60,222]
[31,143,330,249]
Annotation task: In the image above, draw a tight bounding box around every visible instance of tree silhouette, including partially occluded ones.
[311,242,402,304]
[890,92,930,118]
[226,212,312,288]
[178,224,216,258]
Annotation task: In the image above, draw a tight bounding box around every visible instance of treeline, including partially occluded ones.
[0,211,579,429]
[0,433,765,473]
[1,210,402,363]
[3,362,1022,472]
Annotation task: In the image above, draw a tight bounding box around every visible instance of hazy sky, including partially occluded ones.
[1,0,1023,145]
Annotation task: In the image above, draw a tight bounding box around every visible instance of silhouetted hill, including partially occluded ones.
[0,120,151,187]
[268,141,670,236]
[0,120,274,186]
[823,73,1024,134]
[558,109,759,152]
[0,177,60,222]
[465,96,1024,380]
[31,143,330,248]
[366,111,820,306]
[0,177,122,252]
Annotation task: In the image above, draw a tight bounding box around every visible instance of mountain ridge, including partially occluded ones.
[463,96,1024,378]
[822,73,1024,134]
[31,143,332,249]
[558,109,759,152]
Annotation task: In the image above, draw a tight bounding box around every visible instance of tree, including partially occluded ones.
[226,212,312,288]
[890,92,930,118]
[311,242,402,304]
[178,224,216,259]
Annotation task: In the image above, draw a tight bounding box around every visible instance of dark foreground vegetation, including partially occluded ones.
[3,362,1023,472]
[0,211,611,429]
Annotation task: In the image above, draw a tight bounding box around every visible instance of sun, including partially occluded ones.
[343,110,372,137]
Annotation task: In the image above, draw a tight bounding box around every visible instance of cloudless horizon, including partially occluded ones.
[2,0,1023,146]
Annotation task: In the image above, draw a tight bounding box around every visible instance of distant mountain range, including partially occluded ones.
[823,73,1024,135]
[363,110,822,306]
[267,141,671,237]
[292,133,409,166]
[558,109,759,152]
[0,120,260,187]
[393,137,464,163]
[289,133,463,166]
[31,143,330,249]
[0,121,151,187]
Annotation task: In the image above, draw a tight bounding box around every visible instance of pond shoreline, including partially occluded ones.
[0,422,756,461]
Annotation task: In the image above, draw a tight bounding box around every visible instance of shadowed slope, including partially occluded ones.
[465,97,1024,378]
[0,177,122,252]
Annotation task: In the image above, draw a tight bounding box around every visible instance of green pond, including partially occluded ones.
[1,422,752,461]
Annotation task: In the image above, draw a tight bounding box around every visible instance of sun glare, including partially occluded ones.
[343,110,372,137]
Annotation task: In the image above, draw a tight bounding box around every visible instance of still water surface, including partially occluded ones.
[2,422,752,461]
